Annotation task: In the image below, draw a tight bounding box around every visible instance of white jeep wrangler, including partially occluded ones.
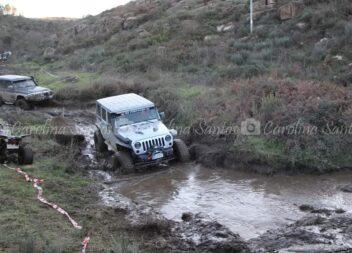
[94,93,190,173]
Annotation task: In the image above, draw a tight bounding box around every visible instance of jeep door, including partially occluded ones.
[99,107,110,141]
[0,80,15,103]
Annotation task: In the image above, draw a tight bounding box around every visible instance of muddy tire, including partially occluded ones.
[112,151,135,174]
[15,98,31,110]
[18,146,34,165]
[173,139,190,163]
[94,130,108,152]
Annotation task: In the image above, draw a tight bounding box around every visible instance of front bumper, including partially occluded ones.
[133,147,174,167]
[27,94,54,102]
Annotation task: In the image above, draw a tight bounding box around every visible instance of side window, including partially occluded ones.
[96,104,101,118]
[107,113,111,124]
[101,108,107,122]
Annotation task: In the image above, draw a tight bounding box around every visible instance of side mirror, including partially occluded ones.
[159,112,165,119]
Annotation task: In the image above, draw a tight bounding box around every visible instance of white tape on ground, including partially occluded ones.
[3,164,91,252]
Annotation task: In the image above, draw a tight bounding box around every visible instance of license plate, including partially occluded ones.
[7,144,19,150]
[152,152,164,160]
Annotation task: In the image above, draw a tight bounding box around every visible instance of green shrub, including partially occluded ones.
[259,94,282,121]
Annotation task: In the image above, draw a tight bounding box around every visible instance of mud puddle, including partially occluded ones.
[100,165,352,239]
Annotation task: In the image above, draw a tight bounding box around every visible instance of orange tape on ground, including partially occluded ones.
[82,235,91,253]
[3,164,91,252]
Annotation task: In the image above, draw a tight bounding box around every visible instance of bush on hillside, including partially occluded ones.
[230,78,352,170]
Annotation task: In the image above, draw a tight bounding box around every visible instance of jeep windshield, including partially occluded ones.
[13,79,36,89]
[115,108,159,127]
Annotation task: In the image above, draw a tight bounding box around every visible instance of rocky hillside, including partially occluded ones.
[1,0,351,84]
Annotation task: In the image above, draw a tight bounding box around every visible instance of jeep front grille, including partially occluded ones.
[142,137,165,151]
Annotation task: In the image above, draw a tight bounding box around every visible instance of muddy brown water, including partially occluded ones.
[98,165,352,239]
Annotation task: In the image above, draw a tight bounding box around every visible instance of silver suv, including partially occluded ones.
[0,75,54,110]
[94,93,190,173]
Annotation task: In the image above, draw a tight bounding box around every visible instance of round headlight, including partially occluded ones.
[165,135,172,142]
[134,142,142,149]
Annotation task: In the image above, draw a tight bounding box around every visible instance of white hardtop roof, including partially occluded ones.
[97,93,155,113]
[0,75,31,81]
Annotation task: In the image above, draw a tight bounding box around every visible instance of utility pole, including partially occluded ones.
[250,0,253,33]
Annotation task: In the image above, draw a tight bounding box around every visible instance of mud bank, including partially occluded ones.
[189,140,352,175]
[189,143,276,175]
[249,211,352,252]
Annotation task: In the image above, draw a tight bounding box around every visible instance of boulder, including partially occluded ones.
[332,55,343,61]
[138,29,151,38]
[217,23,234,33]
[204,34,220,42]
[312,37,332,59]
[181,212,193,222]
[43,47,56,56]
[296,22,307,30]
[278,2,302,20]
[216,25,225,32]
[223,24,235,32]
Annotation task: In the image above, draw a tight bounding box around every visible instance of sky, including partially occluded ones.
[4,0,131,18]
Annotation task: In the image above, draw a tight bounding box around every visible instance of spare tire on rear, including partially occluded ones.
[173,139,190,163]
[18,146,34,165]
[112,151,135,174]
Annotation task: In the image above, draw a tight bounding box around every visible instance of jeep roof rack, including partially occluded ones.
[97,93,155,113]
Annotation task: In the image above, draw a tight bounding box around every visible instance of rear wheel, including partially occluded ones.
[15,98,31,110]
[173,139,190,163]
[94,130,108,152]
[112,151,135,174]
[18,146,34,165]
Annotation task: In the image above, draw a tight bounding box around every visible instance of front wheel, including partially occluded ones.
[112,151,135,174]
[15,98,31,110]
[18,146,34,165]
[173,139,190,163]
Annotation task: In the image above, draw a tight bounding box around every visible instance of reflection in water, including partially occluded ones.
[115,165,352,239]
